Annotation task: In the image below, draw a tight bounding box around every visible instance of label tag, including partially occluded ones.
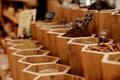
[17,9,36,37]
[45,12,55,19]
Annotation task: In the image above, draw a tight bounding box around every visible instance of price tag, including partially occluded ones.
[17,9,36,37]
[75,18,83,23]
[45,12,55,19]
[28,9,36,22]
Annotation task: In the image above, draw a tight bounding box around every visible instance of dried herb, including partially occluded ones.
[63,12,93,37]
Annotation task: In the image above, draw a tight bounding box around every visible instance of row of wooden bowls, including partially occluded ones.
[30,21,120,80]
[6,7,120,80]
[5,37,84,80]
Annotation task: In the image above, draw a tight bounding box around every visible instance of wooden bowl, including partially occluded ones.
[23,63,70,80]
[17,55,59,80]
[81,44,116,80]
[56,33,95,65]
[47,29,69,57]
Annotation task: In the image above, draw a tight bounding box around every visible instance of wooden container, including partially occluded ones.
[56,6,65,21]
[23,63,70,80]
[34,74,83,80]
[57,34,95,65]
[5,38,27,53]
[7,43,43,80]
[17,55,59,80]
[40,25,65,49]
[5,41,17,54]
[95,11,113,38]
[72,9,97,34]
[102,53,120,80]
[63,7,73,22]
[7,39,37,45]
[35,24,64,46]
[67,37,113,77]
[67,37,99,77]
[47,29,69,57]
[72,8,88,22]
[5,39,38,54]
[32,22,58,42]
[95,10,116,40]
[6,43,19,80]
[87,10,98,34]
[81,45,115,80]
[31,22,37,40]
[31,21,47,40]
[12,49,49,57]
[111,14,120,42]
[56,6,75,22]
[5,39,37,48]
